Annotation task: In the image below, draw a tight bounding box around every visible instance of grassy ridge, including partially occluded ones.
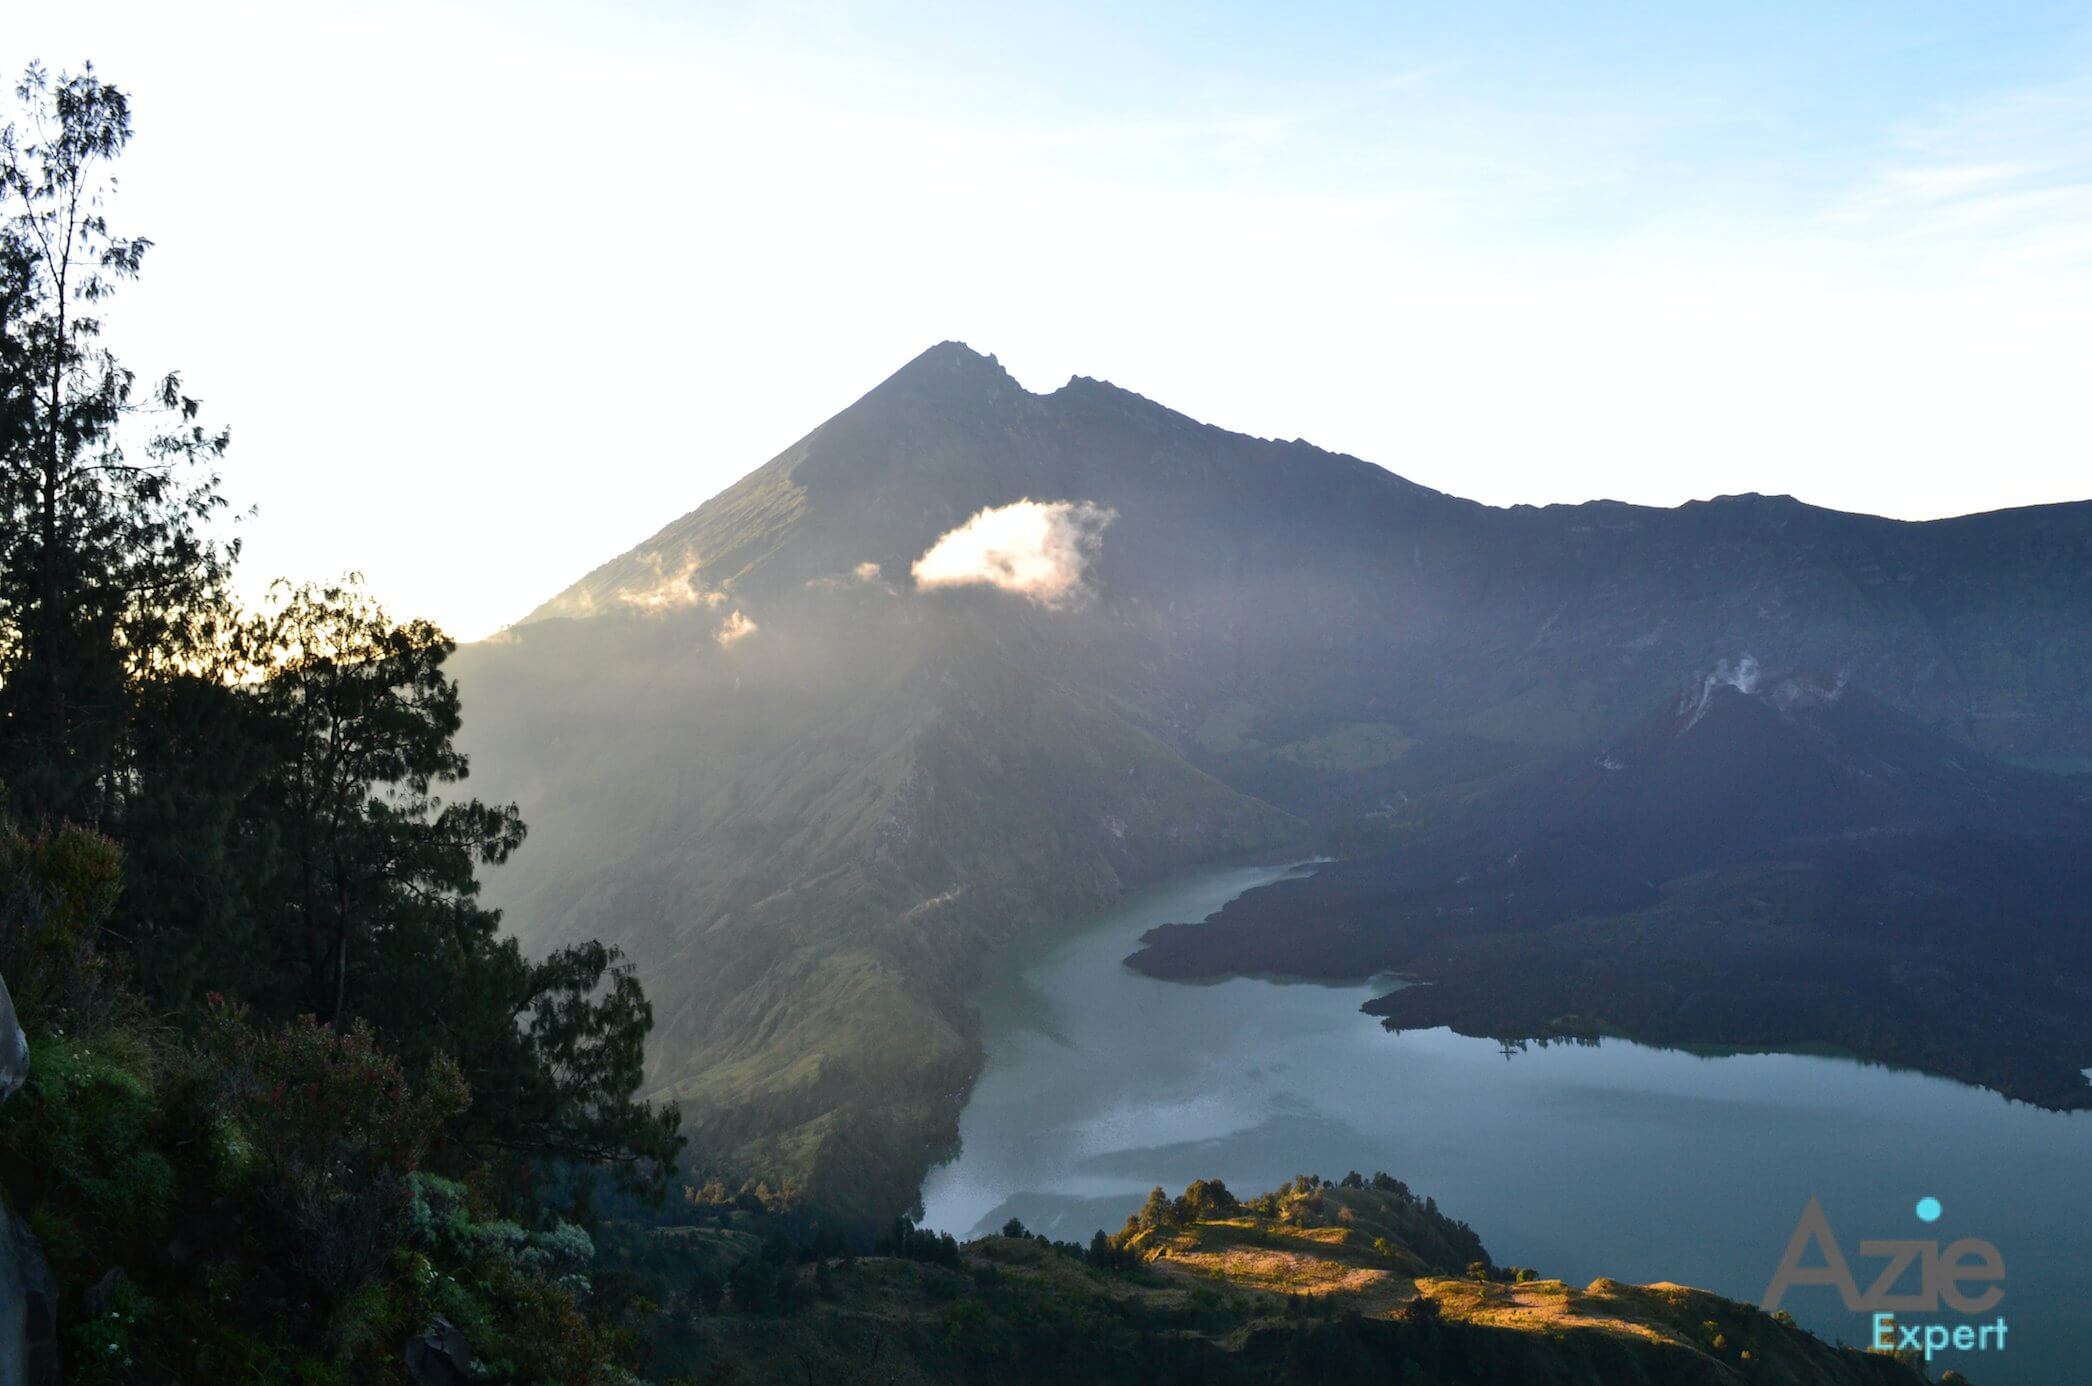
[638,1179,1934,1385]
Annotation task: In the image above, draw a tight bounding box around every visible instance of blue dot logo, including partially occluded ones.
[1915,1196,1942,1223]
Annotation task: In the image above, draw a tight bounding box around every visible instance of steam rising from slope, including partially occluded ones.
[615,555,727,613]
[545,552,758,646]
[1681,653,1761,730]
[911,499,1117,608]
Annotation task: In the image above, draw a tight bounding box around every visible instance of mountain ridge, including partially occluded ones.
[509,340,2092,763]
[527,341,2092,635]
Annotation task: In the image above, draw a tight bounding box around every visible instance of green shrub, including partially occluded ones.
[0,824,132,1039]
[0,1027,173,1273]
[194,998,469,1313]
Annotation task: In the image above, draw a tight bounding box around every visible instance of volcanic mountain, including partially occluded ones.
[452,342,2092,1219]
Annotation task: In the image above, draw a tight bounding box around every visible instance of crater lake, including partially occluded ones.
[921,862,2092,1385]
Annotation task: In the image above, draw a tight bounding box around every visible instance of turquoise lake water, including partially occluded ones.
[919,862,2092,1385]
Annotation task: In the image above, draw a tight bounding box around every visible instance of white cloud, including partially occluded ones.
[911,499,1117,608]
[715,609,759,646]
[615,556,727,613]
[1835,72,2092,278]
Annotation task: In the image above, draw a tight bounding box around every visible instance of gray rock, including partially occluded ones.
[0,1203,57,1386]
[0,975,52,1386]
[82,1268,127,1321]
[0,970,25,1105]
[405,1315,474,1385]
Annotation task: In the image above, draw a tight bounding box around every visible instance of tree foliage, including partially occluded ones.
[0,60,681,1191]
[0,62,231,822]
[239,580,525,1024]
[875,1216,961,1267]
[195,996,470,1309]
[0,60,685,1378]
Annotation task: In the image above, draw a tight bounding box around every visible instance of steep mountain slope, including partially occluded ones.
[456,601,1296,1219]
[453,341,2092,1219]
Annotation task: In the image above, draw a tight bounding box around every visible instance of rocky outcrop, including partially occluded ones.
[405,1315,474,1385]
[0,972,24,1103]
[0,1212,55,1386]
[0,971,57,1386]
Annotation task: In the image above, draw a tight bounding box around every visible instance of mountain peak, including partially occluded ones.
[879,340,1019,393]
[912,338,995,365]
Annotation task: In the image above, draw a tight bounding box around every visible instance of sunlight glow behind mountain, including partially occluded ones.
[11,1,2092,639]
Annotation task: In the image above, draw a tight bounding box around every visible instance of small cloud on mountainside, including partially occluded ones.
[716,609,759,646]
[615,554,728,613]
[806,560,893,593]
[911,499,1117,608]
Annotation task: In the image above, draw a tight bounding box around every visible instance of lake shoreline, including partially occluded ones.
[924,860,2092,1385]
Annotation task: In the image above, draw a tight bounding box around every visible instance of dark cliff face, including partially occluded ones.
[456,341,2092,1216]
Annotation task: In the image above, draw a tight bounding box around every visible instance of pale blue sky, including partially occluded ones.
[13,2,2092,638]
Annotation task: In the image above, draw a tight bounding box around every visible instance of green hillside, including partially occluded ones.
[456,604,1300,1220]
[635,1177,1936,1385]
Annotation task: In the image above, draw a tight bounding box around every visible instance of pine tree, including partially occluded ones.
[0,63,232,822]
